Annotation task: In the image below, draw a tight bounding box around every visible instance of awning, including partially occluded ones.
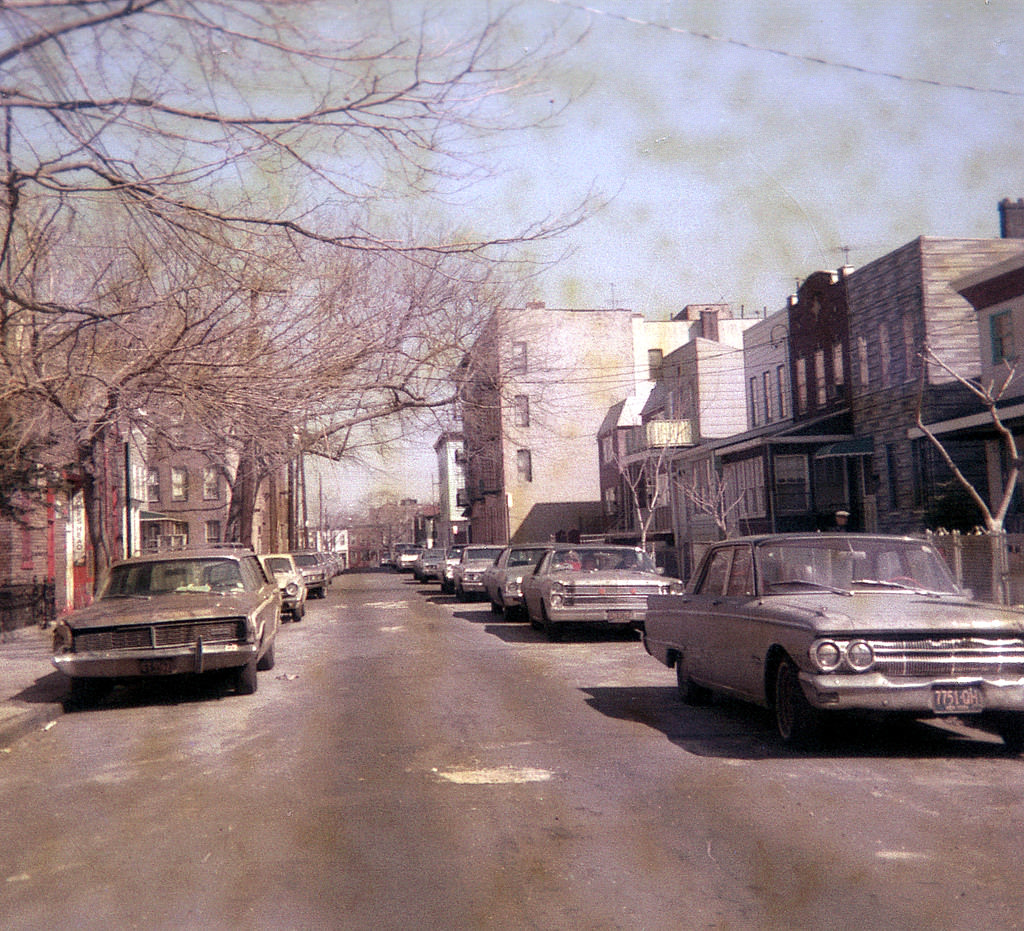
[139,510,169,521]
[814,437,873,459]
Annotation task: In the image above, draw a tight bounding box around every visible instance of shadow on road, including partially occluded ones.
[580,684,1013,761]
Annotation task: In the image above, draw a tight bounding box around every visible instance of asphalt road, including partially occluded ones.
[1,571,1023,930]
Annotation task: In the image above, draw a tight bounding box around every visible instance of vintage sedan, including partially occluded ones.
[53,548,281,702]
[483,545,550,617]
[643,533,1024,749]
[452,545,505,601]
[523,544,683,640]
[291,550,328,599]
[439,544,466,594]
[260,552,308,621]
[412,548,446,583]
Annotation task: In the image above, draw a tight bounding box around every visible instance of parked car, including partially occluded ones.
[291,551,328,598]
[523,544,682,640]
[52,548,281,702]
[483,545,550,617]
[643,533,1024,749]
[260,552,308,621]
[440,544,466,594]
[413,548,446,583]
[393,543,423,573]
[452,545,505,601]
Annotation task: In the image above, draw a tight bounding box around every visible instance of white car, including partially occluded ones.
[452,545,505,601]
[260,553,308,621]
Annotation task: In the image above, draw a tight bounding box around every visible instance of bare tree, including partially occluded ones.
[915,345,1021,533]
[0,3,592,575]
[674,459,746,540]
[612,438,672,552]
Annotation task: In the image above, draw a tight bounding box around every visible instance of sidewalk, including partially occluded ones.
[0,624,67,749]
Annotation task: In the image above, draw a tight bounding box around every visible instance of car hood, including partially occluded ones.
[64,592,263,630]
[766,592,1024,635]
[549,570,666,586]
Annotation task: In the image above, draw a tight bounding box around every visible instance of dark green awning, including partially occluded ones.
[815,437,873,459]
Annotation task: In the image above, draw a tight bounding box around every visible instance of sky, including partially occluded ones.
[322,0,1024,510]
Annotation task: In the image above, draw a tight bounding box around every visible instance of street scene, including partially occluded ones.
[4,4,1024,930]
[3,569,1024,930]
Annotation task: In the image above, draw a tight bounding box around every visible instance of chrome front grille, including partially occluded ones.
[75,618,246,653]
[871,637,1024,678]
[566,584,664,607]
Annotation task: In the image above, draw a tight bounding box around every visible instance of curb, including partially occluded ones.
[0,702,65,751]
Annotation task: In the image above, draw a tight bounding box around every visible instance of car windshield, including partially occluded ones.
[467,547,504,562]
[103,558,246,596]
[264,557,292,573]
[292,553,319,567]
[509,548,547,567]
[756,538,958,594]
[549,548,656,573]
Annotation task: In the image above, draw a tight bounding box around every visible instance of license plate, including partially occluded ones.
[931,685,984,714]
[139,658,175,675]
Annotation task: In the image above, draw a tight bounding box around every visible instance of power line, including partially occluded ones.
[541,0,1024,99]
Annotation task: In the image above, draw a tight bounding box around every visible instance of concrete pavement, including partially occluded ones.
[0,624,67,749]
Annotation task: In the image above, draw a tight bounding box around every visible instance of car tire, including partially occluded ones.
[490,596,503,614]
[675,657,711,705]
[235,657,258,695]
[293,603,304,621]
[774,657,820,745]
[542,604,562,642]
[257,638,276,672]
[455,584,467,602]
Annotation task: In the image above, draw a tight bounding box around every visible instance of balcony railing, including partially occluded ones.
[627,420,693,453]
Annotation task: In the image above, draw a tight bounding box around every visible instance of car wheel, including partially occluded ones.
[774,657,820,745]
[235,657,259,695]
[490,596,503,615]
[675,657,711,705]
[542,604,562,642]
[257,638,276,672]
[293,602,304,621]
[455,584,467,602]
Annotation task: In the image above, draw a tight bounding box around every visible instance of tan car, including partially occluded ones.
[483,545,550,617]
[523,544,682,640]
[260,553,308,621]
[53,548,281,703]
[643,533,1024,749]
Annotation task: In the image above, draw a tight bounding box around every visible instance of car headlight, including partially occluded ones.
[811,640,843,672]
[285,582,299,597]
[846,640,874,671]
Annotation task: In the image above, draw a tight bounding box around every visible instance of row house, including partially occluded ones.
[458,302,700,544]
[608,202,1024,579]
[434,431,469,550]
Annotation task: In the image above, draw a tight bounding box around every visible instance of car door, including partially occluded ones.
[681,546,733,686]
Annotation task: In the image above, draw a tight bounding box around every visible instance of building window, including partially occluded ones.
[762,371,772,423]
[879,327,891,386]
[750,376,760,427]
[832,341,844,389]
[774,454,809,514]
[513,395,530,428]
[206,520,221,544]
[776,365,788,419]
[147,467,160,503]
[857,336,869,388]
[795,357,808,413]
[886,444,899,510]
[902,317,916,382]
[601,434,614,463]
[648,348,664,380]
[203,466,220,501]
[171,467,189,502]
[511,341,528,375]
[992,310,1015,365]
[516,449,533,482]
[814,348,827,407]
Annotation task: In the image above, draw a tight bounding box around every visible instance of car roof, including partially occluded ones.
[109,547,255,567]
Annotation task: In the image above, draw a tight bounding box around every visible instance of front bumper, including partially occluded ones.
[801,670,1024,714]
[53,642,258,679]
[545,603,646,625]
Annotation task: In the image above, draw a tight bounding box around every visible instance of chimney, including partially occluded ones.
[999,198,1024,238]
[700,308,719,342]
